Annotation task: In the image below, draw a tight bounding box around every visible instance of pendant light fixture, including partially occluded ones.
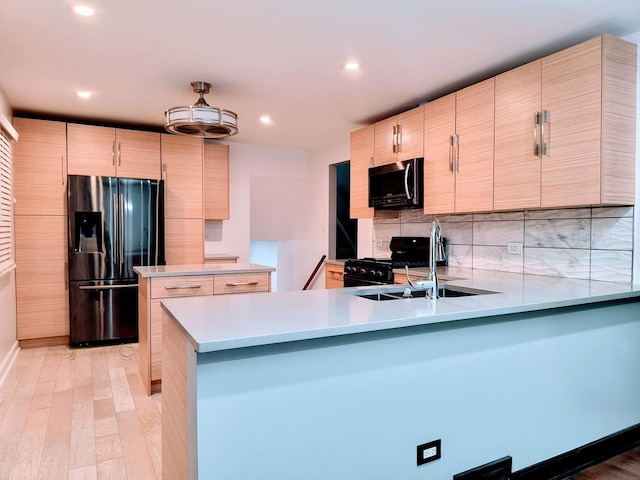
[164,81,238,138]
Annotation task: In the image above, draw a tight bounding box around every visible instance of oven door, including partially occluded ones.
[343,275,392,288]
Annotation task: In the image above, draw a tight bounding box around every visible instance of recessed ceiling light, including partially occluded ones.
[75,91,93,99]
[260,115,273,125]
[342,61,361,72]
[73,5,95,16]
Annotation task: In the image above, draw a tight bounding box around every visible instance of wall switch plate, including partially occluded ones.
[507,242,523,255]
[417,439,441,466]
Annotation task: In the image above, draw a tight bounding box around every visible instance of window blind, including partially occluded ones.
[0,127,14,275]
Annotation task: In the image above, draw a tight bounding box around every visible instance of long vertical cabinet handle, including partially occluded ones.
[117,141,122,166]
[162,163,167,181]
[112,141,116,166]
[448,136,454,172]
[392,125,398,153]
[454,134,460,173]
[533,111,540,156]
[540,110,549,156]
[61,155,65,185]
[396,124,402,153]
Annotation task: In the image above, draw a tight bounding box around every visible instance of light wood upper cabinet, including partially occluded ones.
[423,93,456,214]
[454,78,495,213]
[374,106,424,165]
[349,125,375,219]
[424,78,494,215]
[541,35,636,208]
[13,118,67,216]
[161,134,204,220]
[67,123,161,179]
[495,35,636,210]
[204,143,229,220]
[15,216,69,340]
[494,60,543,210]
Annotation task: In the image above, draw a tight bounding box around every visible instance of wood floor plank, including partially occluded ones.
[8,426,46,480]
[68,464,97,480]
[37,389,73,480]
[95,434,122,463]
[69,426,96,470]
[116,409,157,480]
[96,457,127,480]
[0,432,21,479]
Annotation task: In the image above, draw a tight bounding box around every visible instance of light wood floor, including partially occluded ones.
[0,344,162,480]
[563,445,640,479]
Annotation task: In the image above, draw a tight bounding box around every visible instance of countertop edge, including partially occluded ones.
[163,288,640,354]
[134,263,275,277]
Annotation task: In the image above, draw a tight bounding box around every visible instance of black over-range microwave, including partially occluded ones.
[368,157,424,209]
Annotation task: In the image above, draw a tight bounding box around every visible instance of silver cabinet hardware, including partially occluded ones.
[165,285,202,290]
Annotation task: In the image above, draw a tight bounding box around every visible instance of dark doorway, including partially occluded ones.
[335,162,357,259]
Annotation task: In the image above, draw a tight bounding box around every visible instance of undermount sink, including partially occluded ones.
[356,285,498,301]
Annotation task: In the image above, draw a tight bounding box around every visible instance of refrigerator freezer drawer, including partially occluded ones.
[69,280,138,347]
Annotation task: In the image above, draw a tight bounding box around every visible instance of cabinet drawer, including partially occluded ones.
[213,273,270,295]
[150,275,214,299]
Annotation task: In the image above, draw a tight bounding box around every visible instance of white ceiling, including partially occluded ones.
[2,0,640,151]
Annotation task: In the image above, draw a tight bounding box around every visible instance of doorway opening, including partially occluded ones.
[331,162,357,259]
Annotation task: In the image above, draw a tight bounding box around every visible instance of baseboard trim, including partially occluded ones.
[0,340,20,391]
[18,335,69,349]
[513,423,640,480]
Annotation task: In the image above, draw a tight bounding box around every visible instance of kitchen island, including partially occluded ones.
[161,267,640,479]
[134,262,275,394]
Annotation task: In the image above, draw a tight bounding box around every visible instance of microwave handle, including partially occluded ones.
[404,162,412,198]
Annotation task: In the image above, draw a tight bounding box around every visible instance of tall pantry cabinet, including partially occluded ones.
[161,134,205,264]
[13,118,69,343]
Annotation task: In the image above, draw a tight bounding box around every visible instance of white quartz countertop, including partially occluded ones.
[134,262,275,278]
[160,267,640,353]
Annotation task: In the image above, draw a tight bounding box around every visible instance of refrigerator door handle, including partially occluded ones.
[78,284,139,290]
[112,193,119,268]
[119,194,125,269]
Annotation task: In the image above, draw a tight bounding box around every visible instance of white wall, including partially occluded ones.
[0,88,18,385]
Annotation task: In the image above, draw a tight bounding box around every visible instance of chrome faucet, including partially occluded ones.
[405,219,446,300]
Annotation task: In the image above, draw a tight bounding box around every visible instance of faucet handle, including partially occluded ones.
[404,265,433,291]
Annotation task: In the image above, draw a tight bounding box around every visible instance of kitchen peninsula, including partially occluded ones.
[160,268,640,479]
[134,262,275,394]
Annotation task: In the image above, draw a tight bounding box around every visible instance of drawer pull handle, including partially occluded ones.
[165,285,202,290]
[226,281,259,287]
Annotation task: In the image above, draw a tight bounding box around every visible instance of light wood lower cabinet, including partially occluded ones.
[15,216,69,341]
[325,263,344,289]
[139,271,271,394]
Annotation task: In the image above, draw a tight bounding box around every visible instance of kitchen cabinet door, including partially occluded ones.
[67,123,161,179]
[454,78,495,213]
[115,129,161,180]
[494,60,542,210]
[67,123,117,177]
[325,263,344,289]
[541,35,636,208]
[204,143,229,220]
[15,215,69,341]
[423,93,456,215]
[13,118,67,216]
[374,106,424,165]
[349,125,375,219]
[424,79,494,215]
[165,218,204,265]
[161,134,204,220]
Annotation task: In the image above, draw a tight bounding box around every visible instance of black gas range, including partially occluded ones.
[343,236,440,287]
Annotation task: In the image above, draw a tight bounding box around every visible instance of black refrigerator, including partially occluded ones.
[67,175,165,347]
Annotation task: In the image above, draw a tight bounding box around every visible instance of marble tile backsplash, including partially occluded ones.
[372,206,635,283]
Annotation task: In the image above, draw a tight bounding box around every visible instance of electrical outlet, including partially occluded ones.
[417,439,441,466]
[507,242,523,255]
